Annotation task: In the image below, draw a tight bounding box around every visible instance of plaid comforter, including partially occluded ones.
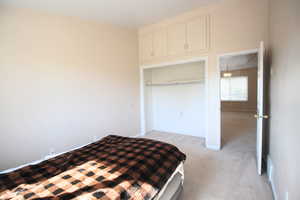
[0,135,186,200]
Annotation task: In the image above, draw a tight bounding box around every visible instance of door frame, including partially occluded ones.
[139,56,209,142]
[216,48,259,148]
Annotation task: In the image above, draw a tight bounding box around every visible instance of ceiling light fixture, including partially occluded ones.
[223,72,232,77]
[223,64,232,77]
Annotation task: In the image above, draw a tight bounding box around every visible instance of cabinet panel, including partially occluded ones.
[186,16,209,52]
[167,23,186,56]
[139,14,210,64]
[140,33,153,62]
[153,29,167,58]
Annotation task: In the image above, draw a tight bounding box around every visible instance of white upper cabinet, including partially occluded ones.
[153,29,167,58]
[140,33,154,62]
[186,15,209,52]
[167,22,187,56]
[139,15,210,64]
[140,29,167,62]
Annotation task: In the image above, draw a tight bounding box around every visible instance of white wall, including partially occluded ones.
[0,7,139,171]
[145,62,206,137]
[269,0,300,199]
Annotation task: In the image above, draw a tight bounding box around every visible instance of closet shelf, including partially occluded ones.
[145,79,204,86]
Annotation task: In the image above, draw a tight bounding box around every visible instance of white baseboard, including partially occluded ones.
[206,144,221,151]
[150,129,206,139]
[0,140,95,174]
[130,134,142,138]
[267,155,278,200]
[0,134,141,174]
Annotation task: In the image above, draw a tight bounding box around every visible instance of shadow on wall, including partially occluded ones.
[263,49,272,167]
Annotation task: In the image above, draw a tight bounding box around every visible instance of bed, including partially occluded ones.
[0,135,186,200]
[155,163,184,200]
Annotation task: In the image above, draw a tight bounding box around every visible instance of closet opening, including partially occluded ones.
[140,58,208,141]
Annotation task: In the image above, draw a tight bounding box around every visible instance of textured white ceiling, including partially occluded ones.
[0,0,221,28]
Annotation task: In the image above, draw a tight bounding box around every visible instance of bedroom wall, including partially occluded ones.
[139,0,269,149]
[268,0,300,199]
[221,68,257,113]
[0,6,139,171]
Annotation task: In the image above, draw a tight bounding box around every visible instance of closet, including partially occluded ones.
[141,60,207,138]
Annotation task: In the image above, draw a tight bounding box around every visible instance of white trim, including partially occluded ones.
[204,57,209,144]
[216,48,259,149]
[267,155,273,184]
[151,129,206,139]
[216,54,222,148]
[267,155,278,200]
[206,144,221,151]
[140,67,146,137]
[0,160,45,174]
[145,79,204,86]
[139,56,209,141]
[141,57,208,69]
[130,134,141,138]
[0,134,143,174]
[218,49,259,58]
[0,140,96,174]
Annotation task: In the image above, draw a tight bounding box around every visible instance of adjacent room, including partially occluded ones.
[0,0,299,199]
[220,53,258,148]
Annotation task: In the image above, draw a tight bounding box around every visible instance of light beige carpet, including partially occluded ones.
[145,112,273,200]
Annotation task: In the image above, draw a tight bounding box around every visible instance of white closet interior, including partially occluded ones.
[142,60,207,138]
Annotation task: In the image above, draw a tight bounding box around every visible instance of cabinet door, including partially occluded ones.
[153,29,167,58]
[167,23,187,56]
[140,33,153,62]
[186,16,209,52]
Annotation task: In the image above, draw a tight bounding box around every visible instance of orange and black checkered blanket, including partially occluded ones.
[0,135,186,200]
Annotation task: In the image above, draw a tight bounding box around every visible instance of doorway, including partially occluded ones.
[219,52,258,149]
[218,44,267,175]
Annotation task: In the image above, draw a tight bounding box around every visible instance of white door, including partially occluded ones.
[256,41,268,175]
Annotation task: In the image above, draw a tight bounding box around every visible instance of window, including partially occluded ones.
[221,76,248,101]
